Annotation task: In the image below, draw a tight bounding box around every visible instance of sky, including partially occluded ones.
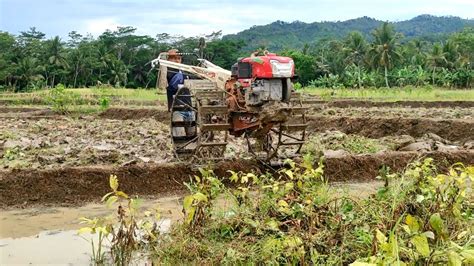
[0,0,473,38]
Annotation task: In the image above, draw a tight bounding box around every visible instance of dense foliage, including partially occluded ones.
[1,16,473,91]
[0,28,243,92]
[283,25,473,88]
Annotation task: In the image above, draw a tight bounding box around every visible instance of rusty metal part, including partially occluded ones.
[170,80,229,163]
[244,92,309,161]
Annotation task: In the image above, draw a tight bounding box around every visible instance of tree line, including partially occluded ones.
[0,27,243,92]
[283,23,473,88]
[0,23,473,91]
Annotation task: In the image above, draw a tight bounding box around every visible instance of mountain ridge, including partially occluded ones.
[223,15,474,51]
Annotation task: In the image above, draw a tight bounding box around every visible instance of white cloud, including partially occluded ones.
[126,5,303,37]
[82,17,122,36]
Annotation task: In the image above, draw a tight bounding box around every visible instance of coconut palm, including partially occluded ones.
[109,59,129,87]
[427,43,447,85]
[404,39,427,66]
[69,49,85,88]
[96,44,112,82]
[442,40,461,69]
[47,36,69,86]
[368,22,402,88]
[15,57,44,89]
[343,31,367,88]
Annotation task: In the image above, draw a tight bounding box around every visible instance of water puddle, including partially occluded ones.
[1,230,94,265]
[0,195,183,265]
[0,195,184,239]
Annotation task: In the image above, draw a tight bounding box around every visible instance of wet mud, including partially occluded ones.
[1,151,472,207]
[307,116,474,142]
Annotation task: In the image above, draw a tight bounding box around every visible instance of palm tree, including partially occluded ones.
[96,45,111,82]
[47,36,69,86]
[326,40,345,74]
[109,59,129,87]
[70,49,85,88]
[368,22,402,88]
[442,40,461,69]
[427,43,447,85]
[343,31,367,88]
[15,57,44,90]
[405,39,427,66]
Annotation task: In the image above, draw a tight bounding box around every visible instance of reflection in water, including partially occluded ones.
[1,230,93,265]
[0,195,183,239]
[1,220,171,265]
[0,195,183,265]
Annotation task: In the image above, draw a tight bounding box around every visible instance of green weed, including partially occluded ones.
[81,158,473,265]
[302,133,385,156]
[78,175,161,265]
[47,84,82,114]
[154,158,473,264]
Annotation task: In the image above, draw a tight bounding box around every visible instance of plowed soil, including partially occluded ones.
[1,150,472,208]
[0,107,48,113]
[0,160,259,207]
[315,106,473,120]
[1,101,473,208]
[307,116,474,142]
[0,117,173,169]
[98,107,474,121]
[0,107,54,118]
[99,107,169,121]
[76,108,474,143]
[303,100,474,108]
[2,114,472,169]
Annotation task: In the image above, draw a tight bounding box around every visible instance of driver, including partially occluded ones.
[166,49,184,111]
[166,49,195,137]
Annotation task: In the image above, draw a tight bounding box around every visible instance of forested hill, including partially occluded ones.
[223,15,474,51]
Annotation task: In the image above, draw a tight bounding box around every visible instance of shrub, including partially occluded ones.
[155,158,473,264]
[80,158,473,265]
[47,84,81,114]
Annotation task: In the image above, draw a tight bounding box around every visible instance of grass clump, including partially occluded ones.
[0,87,164,109]
[303,86,474,101]
[302,131,386,155]
[47,84,83,114]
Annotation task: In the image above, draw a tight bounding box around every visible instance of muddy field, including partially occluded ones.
[1,116,172,168]
[305,99,474,108]
[1,150,473,207]
[3,104,474,120]
[316,106,474,120]
[0,100,473,207]
[1,112,472,169]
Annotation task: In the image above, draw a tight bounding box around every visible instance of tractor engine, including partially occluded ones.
[226,52,296,136]
[230,53,294,106]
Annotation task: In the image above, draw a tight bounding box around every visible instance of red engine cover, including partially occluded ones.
[240,54,294,78]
